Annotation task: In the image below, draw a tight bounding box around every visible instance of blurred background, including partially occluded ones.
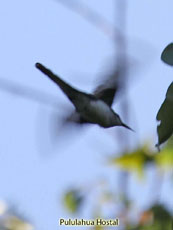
[0,0,173,229]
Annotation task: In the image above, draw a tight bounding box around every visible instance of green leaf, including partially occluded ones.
[63,189,83,214]
[161,43,173,66]
[155,148,173,169]
[109,146,154,177]
[164,136,173,149]
[92,225,104,230]
[154,137,173,169]
[156,83,173,146]
[151,204,172,222]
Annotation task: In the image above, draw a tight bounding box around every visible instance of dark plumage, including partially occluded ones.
[35,62,133,130]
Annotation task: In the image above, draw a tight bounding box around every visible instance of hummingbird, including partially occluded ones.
[35,63,133,131]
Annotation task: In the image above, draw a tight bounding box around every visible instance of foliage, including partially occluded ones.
[62,140,173,229]
[156,83,173,147]
[133,204,172,230]
[109,145,154,177]
[156,43,173,147]
[161,43,173,66]
[0,201,34,230]
[63,189,84,213]
[155,145,173,169]
[110,139,173,176]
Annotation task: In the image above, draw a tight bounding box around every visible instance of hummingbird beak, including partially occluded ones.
[121,123,134,132]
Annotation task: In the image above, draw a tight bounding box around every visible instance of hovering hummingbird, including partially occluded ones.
[35,63,133,131]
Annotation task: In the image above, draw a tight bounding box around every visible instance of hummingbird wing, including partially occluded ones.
[93,69,120,107]
[63,69,121,124]
[65,110,88,124]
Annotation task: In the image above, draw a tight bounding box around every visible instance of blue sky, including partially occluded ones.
[0,0,173,229]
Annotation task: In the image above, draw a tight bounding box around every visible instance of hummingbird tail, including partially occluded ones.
[122,123,134,132]
[35,63,80,101]
[35,63,69,90]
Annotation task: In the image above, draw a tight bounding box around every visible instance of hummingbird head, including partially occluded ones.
[112,112,134,131]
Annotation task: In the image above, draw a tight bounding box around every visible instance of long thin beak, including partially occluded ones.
[122,123,134,132]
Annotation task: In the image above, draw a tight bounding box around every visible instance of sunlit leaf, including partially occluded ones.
[109,147,154,178]
[156,83,173,147]
[164,136,173,148]
[63,189,83,213]
[161,43,173,66]
[93,225,104,230]
[155,148,173,169]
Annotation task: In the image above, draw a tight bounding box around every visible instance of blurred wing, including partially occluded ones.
[93,70,120,107]
[94,87,117,107]
[64,111,88,124]
[64,69,120,124]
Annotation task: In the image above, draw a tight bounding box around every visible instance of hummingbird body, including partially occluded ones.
[76,99,120,128]
[35,63,133,130]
